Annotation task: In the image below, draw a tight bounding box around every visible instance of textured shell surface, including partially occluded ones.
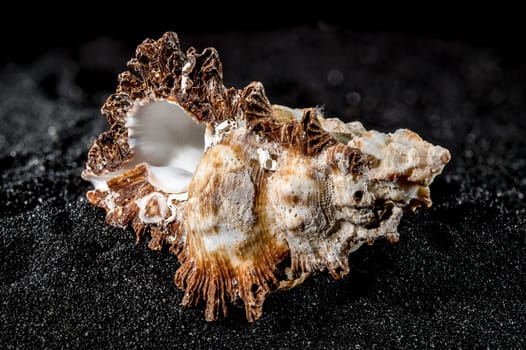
[82,32,451,322]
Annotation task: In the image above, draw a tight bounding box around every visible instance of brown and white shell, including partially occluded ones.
[82,32,451,322]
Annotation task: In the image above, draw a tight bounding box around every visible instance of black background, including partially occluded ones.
[3,7,526,64]
[1,8,525,349]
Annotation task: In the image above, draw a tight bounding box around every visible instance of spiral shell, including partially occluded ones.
[82,32,450,322]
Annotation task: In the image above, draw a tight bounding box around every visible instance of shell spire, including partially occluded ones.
[82,32,451,322]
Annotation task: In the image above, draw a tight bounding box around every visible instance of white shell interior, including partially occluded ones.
[85,99,206,194]
[127,100,205,193]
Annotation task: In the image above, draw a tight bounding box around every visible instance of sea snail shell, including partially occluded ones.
[82,32,450,322]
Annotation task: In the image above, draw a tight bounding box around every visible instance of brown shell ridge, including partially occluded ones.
[87,163,186,248]
[174,240,283,322]
[85,32,231,176]
[87,164,154,228]
[247,106,337,156]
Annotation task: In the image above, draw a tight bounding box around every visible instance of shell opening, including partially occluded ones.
[84,99,206,194]
[126,99,206,193]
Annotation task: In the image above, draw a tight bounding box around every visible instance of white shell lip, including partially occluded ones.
[84,98,206,195]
